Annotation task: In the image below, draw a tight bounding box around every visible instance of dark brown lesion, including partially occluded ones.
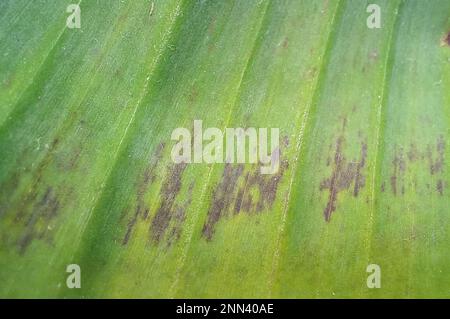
[390,146,406,196]
[202,164,244,240]
[407,143,419,162]
[150,162,188,244]
[320,135,368,222]
[16,187,60,254]
[437,180,445,195]
[429,135,445,175]
[234,160,289,214]
[166,183,194,247]
[387,135,446,196]
[121,142,191,248]
[121,143,165,245]
[1,133,72,253]
[353,143,367,197]
[202,137,290,240]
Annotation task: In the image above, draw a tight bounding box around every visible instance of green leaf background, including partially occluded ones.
[0,0,449,298]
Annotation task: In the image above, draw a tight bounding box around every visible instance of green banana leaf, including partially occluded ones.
[0,0,449,298]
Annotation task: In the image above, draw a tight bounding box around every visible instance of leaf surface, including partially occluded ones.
[0,0,449,298]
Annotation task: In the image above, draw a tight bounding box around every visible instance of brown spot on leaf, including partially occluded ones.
[437,180,444,195]
[429,135,445,175]
[407,143,419,162]
[390,147,406,196]
[245,159,288,213]
[353,143,367,197]
[122,209,139,246]
[150,162,187,244]
[122,143,165,245]
[203,144,289,240]
[386,136,446,195]
[202,164,244,240]
[233,173,248,214]
[17,187,60,254]
[320,135,367,222]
